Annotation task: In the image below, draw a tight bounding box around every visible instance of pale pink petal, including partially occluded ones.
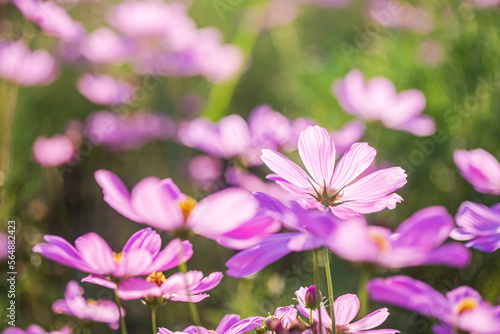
[334,294,360,325]
[75,233,116,274]
[114,249,153,276]
[262,149,311,189]
[81,275,118,289]
[150,239,193,272]
[348,308,390,330]
[330,142,376,190]
[117,278,161,300]
[121,227,161,255]
[392,115,436,136]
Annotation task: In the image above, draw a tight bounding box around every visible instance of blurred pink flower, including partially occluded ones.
[159,314,262,334]
[2,326,71,334]
[32,134,76,167]
[14,0,85,42]
[333,70,435,136]
[262,125,407,218]
[77,74,135,105]
[330,120,366,155]
[52,281,122,330]
[368,0,434,33]
[296,286,399,333]
[94,170,279,249]
[0,232,7,262]
[454,148,500,195]
[80,27,130,64]
[0,40,57,86]
[451,201,500,252]
[470,0,500,7]
[116,270,223,301]
[188,155,224,187]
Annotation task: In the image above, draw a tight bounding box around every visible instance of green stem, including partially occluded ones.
[358,270,370,317]
[201,0,268,120]
[151,305,158,334]
[323,247,336,334]
[179,259,201,325]
[114,290,128,334]
[312,249,322,334]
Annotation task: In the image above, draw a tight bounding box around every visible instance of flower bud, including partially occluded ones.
[264,316,282,332]
[304,285,318,309]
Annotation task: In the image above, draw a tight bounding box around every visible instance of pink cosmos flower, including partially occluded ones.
[14,0,85,42]
[52,281,122,329]
[264,305,307,333]
[94,170,279,249]
[262,125,407,218]
[32,134,77,167]
[324,206,470,268]
[368,0,434,33]
[179,105,307,166]
[450,201,500,252]
[295,286,399,334]
[2,326,71,334]
[33,227,193,279]
[0,40,58,86]
[115,270,223,301]
[368,276,500,333]
[80,27,130,64]
[333,70,435,136]
[158,314,263,334]
[453,148,500,195]
[77,74,135,106]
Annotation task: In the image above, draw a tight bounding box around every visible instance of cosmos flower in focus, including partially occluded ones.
[454,148,500,195]
[368,276,500,334]
[262,125,407,218]
[295,286,399,334]
[52,281,122,329]
[333,70,435,136]
[451,201,500,252]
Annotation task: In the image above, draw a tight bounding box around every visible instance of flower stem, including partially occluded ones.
[323,247,336,334]
[179,260,201,326]
[151,305,158,334]
[114,290,128,334]
[358,270,370,317]
[312,249,322,334]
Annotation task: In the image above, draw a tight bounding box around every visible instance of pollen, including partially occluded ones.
[147,271,167,287]
[87,298,97,305]
[113,252,122,263]
[369,233,389,253]
[456,297,478,314]
[179,196,197,220]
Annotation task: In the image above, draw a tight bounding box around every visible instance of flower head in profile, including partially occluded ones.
[158,314,262,334]
[262,125,407,218]
[295,286,399,333]
[367,276,500,334]
[333,70,435,136]
[114,270,223,302]
[33,228,193,280]
[52,281,122,329]
[94,170,279,249]
[454,148,500,195]
[451,201,500,252]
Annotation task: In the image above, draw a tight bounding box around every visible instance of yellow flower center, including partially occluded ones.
[456,298,478,314]
[87,299,97,305]
[113,252,122,263]
[146,272,167,287]
[369,233,389,253]
[179,196,197,220]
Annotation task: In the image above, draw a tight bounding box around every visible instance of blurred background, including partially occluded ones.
[1,0,500,332]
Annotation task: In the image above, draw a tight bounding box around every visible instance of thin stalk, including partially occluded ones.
[312,249,322,334]
[358,270,370,317]
[114,290,128,334]
[323,247,336,334]
[151,305,158,334]
[179,256,201,326]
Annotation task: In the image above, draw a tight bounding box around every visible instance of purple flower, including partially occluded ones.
[0,40,58,86]
[367,276,500,333]
[264,305,309,333]
[52,281,122,329]
[262,125,407,218]
[324,206,470,268]
[33,227,193,279]
[369,0,434,33]
[330,120,366,156]
[115,270,223,301]
[179,105,306,166]
[2,326,71,334]
[32,134,77,167]
[296,286,399,333]
[333,70,435,136]
[0,232,7,262]
[158,314,263,334]
[14,0,85,42]
[451,201,500,252]
[454,148,500,195]
[80,27,130,64]
[77,74,135,105]
[94,170,279,249]
[188,155,224,187]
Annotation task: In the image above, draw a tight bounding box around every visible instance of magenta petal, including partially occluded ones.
[121,227,162,255]
[150,239,193,272]
[33,235,90,272]
[454,148,500,195]
[225,317,263,334]
[81,275,117,290]
[261,149,312,189]
[117,278,161,300]
[215,314,241,334]
[190,272,223,294]
[75,233,116,275]
[298,125,336,186]
[114,249,153,276]
[347,308,389,330]
[392,115,436,136]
